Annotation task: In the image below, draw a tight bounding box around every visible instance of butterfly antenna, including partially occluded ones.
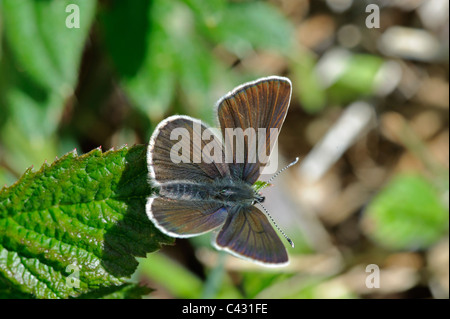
[266,157,300,185]
[258,202,295,248]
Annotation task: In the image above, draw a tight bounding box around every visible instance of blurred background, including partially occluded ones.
[0,0,448,298]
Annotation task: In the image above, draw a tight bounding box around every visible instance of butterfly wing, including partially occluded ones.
[147,116,229,236]
[217,76,292,184]
[148,115,230,184]
[214,205,288,265]
[147,198,227,237]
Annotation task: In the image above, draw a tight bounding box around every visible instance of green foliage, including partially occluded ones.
[362,174,449,250]
[99,0,294,122]
[241,271,291,298]
[252,180,271,193]
[2,0,95,91]
[1,0,297,177]
[0,0,298,299]
[2,0,443,300]
[1,0,96,174]
[138,253,204,299]
[0,145,173,298]
[327,54,384,104]
[204,0,294,54]
[76,283,154,299]
[291,51,327,113]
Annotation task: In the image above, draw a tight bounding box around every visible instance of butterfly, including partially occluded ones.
[146,76,293,266]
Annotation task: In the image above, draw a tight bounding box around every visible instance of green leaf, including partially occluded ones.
[0,280,34,299]
[76,283,153,299]
[242,271,291,299]
[100,0,176,120]
[252,181,271,193]
[0,0,97,174]
[0,145,173,299]
[211,1,294,56]
[328,54,384,104]
[100,0,295,122]
[123,24,177,120]
[100,0,152,79]
[291,51,327,113]
[0,167,16,191]
[362,174,449,250]
[2,0,96,92]
[137,253,203,299]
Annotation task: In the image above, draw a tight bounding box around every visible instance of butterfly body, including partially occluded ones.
[146,76,292,266]
[158,178,263,207]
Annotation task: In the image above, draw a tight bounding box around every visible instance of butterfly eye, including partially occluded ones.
[219,188,233,196]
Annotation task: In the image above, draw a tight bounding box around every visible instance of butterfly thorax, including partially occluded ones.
[158,179,264,206]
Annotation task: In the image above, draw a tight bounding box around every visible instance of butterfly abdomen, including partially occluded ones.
[158,180,258,205]
[159,182,209,201]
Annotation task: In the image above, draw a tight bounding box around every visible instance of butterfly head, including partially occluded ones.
[252,192,265,205]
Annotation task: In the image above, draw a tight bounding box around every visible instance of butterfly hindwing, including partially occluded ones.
[147,197,228,237]
[215,205,288,265]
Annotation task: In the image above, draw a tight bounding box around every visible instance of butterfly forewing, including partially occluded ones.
[217,77,292,184]
[148,115,230,184]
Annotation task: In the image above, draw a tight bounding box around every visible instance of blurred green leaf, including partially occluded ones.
[1,88,59,174]
[127,28,176,121]
[210,1,294,56]
[0,166,16,189]
[173,31,224,120]
[101,0,295,122]
[253,275,356,299]
[181,0,227,20]
[138,252,203,298]
[138,250,243,299]
[201,252,227,299]
[328,54,383,104]
[200,251,244,299]
[2,0,96,91]
[286,278,356,299]
[0,144,172,298]
[291,50,327,113]
[100,0,176,120]
[362,174,449,250]
[101,0,151,78]
[242,272,291,298]
[1,0,96,174]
